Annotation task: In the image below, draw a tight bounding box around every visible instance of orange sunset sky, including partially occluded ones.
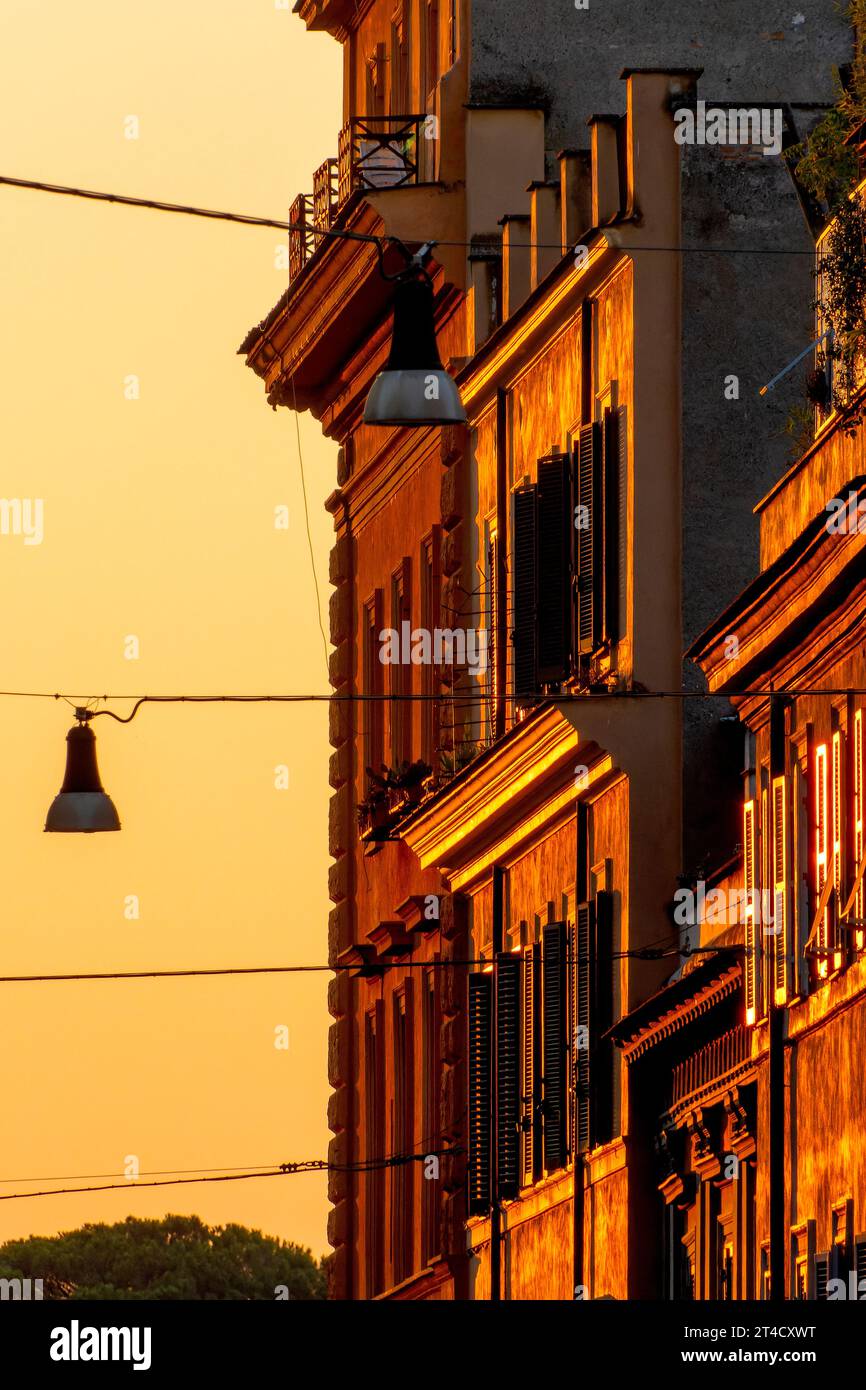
[0,0,339,1255]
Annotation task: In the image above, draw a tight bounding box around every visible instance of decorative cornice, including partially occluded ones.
[688,477,866,697]
[394,894,439,933]
[366,920,414,955]
[294,0,373,40]
[399,704,616,888]
[616,962,743,1062]
[240,200,394,412]
[457,235,621,417]
[666,1058,757,1126]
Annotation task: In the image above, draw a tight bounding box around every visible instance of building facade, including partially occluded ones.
[684,179,866,1296]
[240,1,851,1298]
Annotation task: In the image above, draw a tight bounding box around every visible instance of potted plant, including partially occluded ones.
[391,758,432,808]
[356,779,390,834]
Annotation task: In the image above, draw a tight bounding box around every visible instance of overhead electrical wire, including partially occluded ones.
[0,687,859,710]
[0,1162,314,1184]
[0,173,818,256]
[0,1147,462,1203]
[0,1124,461,1189]
[0,944,741,986]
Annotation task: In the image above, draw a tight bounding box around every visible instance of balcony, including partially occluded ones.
[670,1027,752,1113]
[288,114,428,283]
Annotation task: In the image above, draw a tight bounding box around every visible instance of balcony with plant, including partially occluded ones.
[356,758,433,841]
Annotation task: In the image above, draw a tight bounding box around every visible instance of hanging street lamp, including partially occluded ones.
[45,710,121,833]
[363,245,467,428]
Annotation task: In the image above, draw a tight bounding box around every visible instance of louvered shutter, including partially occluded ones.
[743,800,758,1025]
[854,1236,866,1295]
[512,488,538,700]
[616,405,627,642]
[468,973,492,1213]
[815,744,829,977]
[594,891,616,1144]
[520,945,538,1186]
[536,454,572,683]
[575,902,592,1152]
[567,919,576,1157]
[856,712,864,950]
[542,922,567,1172]
[761,785,770,1017]
[814,1251,830,1300]
[575,424,602,655]
[496,953,520,1201]
[772,776,788,1003]
[603,408,621,644]
[831,731,844,970]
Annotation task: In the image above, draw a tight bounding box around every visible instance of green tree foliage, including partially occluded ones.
[0,1214,328,1300]
[784,3,866,431]
[787,3,866,210]
[789,87,861,209]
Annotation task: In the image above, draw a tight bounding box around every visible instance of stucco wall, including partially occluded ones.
[506,1192,574,1299]
[509,318,583,469]
[788,996,866,1255]
[586,1161,629,1298]
[758,418,866,571]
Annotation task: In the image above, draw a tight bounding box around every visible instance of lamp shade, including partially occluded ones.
[364,276,467,427]
[45,722,121,832]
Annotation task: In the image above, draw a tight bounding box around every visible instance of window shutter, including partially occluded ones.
[743,799,758,1025]
[832,730,844,970]
[815,744,829,977]
[772,776,788,1004]
[536,454,572,683]
[616,405,627,642]
[854,1235,866,1293]
[856,711,864,950]
[575,423,602,655]
[468,972,492,1214]
[542,922,567,1172]
[520,945,539,1186]
[761,785,770,1017]
[814,1251,830,1300]
[567,919,576,1158]
[603,407,621,644]
[594,890,617,1144]
[829,1243,846,1283]
[575,901,592,1153]
[496,952,520,1201]
[512,488,538,701]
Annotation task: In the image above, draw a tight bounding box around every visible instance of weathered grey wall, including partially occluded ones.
[681,143,818,650]
[470,1,849,160]
[680,137,820,870]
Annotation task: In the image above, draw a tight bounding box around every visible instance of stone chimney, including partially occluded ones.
[558,148,592,251]
[528,181,561,288]
[500,214,531,319]
[587,114,623,226]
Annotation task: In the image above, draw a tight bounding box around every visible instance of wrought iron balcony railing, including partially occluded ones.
[313,158,338,247]
[337,114,424,203]
[670,1026,751,1109]
[288,193,314,282]
[288,114,427,284]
